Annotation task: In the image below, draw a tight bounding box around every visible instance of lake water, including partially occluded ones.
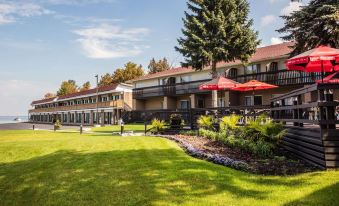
[0,116,28,124]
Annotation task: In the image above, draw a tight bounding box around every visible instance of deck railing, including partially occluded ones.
[29,100,124,113]
[133,70,323,99]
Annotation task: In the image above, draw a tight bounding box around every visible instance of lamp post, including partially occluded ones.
[95,74,99,126]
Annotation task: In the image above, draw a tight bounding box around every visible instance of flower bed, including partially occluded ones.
[159,134,319,175]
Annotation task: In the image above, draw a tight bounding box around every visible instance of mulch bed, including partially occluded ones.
[173,134,320,175]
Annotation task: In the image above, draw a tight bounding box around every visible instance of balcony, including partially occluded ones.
[228,70,322,86]
[133,70,323,99]
[133,79,211,99]
[29,100,123,113]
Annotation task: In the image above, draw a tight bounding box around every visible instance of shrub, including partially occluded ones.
[54,119,62,130]
[150,118,166,133]
[180,130,198,136]
[197,115,214,130]
[253,140,273,157]
[199,128,218,140]
[220,115,241,131]
[170,114,184,129]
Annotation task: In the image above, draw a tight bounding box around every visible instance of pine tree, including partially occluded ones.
[278,0,339,56]
[175,0,259,77]
[148,57,171,74]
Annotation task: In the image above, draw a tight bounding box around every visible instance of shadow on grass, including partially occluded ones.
[284,182,339,206]
[0,148,337,205]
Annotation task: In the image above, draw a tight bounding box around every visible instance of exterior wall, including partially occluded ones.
[133,99,145,110]
[176,95,191,109]
[166,97,177,110]
[145,97,163,110]
[123,92,133,109]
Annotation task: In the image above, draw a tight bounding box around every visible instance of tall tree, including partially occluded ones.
[44,92,56,99]
[175,0,259,77]
[148,57,171,74]
[99,73,114,87]
[278,0,339,56]
[113,62,144,83]
[57,80,78,96]
[80,81,91,91]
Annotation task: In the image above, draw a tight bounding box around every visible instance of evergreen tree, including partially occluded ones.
[80,81,91,91]
[278,0,339,56]
[57,80,78,96]
[148,57,171,74]
[99,73,114,87]
[175,0,259,77]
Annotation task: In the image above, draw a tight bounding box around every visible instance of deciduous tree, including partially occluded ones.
[57,80,78,96]
[80,81,91,91]
[44,93,56,99]
[112,62,144,83]
[99,73,114,87]
[148,57,171,74]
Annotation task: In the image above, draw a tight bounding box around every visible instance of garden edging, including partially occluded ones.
[153,135,249,171]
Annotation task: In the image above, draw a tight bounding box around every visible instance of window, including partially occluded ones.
[101,96,108,102]
[197,98,205,108]
[245,96,263,106]
[180,100,190,110]
[268,62,278,72]
[112,95,120,100]
[227,68,238,78]
[218,97,225,107]
[245,64,261,74]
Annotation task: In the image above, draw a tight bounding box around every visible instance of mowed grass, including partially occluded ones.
[91,123,147,133]
[0,130,338,206]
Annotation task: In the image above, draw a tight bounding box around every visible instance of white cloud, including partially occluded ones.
[40,0,115,5]
[73,24,150,59]
[281,1,303,16]
[260,15,276,27]
[0,2,52,25]
[270,37,283,45]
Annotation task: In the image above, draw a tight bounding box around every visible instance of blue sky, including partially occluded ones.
[0,0,307,115]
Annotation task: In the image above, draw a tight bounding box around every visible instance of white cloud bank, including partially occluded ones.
[0,2,52,25]
[270,37,284,45]
[261,15,276,27]
[281,1,303,16]
[73,24,150,59]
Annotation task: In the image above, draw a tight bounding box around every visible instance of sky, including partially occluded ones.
[0,0,308,116]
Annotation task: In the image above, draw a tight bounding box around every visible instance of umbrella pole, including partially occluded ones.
[321,60,324,83]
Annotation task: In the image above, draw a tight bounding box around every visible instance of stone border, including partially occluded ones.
[154,135,249,171]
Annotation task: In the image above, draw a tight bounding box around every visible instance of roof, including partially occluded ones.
[57,84,119,100]
[31,83,126,105]
[133,42,294,82]
[31,97,57,105]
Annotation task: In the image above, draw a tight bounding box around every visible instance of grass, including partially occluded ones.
[90,123,147,133]
[0,130,338,206]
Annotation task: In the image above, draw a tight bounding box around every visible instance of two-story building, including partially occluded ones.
[131,42,323,111]
[29,83,133,126]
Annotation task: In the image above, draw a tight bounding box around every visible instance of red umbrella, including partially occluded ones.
[232,80,278,106]
[199,76,240,90]
[285,45,339,83]
[232,80,278,92]
[316,71,339,84]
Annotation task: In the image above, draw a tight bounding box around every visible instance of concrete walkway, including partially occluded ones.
[0,123,81,131]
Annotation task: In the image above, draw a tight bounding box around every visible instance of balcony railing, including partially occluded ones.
[228,70,323,86]
[133,70,323,99]
[29,100,123,113]
[133,79,211,99]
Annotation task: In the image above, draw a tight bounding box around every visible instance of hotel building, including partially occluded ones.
[131,42,327,111]
[29,83,133,126]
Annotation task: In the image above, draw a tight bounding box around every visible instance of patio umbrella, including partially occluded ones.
[232,80,278,106]
[285,45,339,83]
[316,71,339,84]
[199,76,240,90]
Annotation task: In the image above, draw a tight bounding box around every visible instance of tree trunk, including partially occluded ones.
[211,60,218,108]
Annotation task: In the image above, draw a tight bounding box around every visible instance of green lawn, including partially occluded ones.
[0,130,338,206]
[91,123,147,133]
